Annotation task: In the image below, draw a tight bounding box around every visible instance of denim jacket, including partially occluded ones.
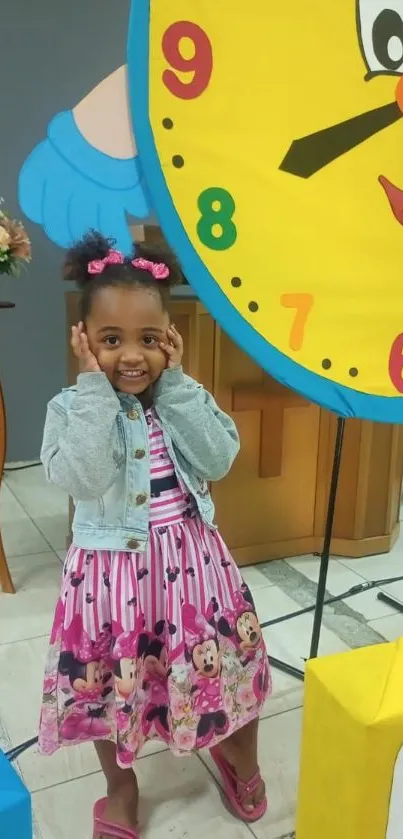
[41,367,240,552]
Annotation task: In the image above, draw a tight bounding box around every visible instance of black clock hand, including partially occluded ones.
[279,101,401,178]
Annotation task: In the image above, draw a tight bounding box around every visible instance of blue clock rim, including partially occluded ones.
[127,0,403,424]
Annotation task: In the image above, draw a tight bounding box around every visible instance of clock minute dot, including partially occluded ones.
[172,155,185,168]
[162,117,174,129]
[248,301,259,313]
[322,358,332,370]
[349,367,359,378]
[231,277,242,288]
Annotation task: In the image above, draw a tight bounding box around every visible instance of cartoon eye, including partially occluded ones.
[358,0,403,76]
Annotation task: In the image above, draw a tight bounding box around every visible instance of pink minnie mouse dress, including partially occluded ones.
[39,410,271,768]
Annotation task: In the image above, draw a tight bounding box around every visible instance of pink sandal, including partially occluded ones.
[93,798,139,839]
[210,746,267,823]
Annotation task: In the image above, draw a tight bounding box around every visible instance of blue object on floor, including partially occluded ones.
[0,750,32,838]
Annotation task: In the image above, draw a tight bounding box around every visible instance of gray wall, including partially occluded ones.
[0,0,131,461]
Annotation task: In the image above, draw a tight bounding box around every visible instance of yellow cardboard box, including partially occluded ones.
[297,640,403,839]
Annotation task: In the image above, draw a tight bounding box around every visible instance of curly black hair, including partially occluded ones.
[64,230,182,320]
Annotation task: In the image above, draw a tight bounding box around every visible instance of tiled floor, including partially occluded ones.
[1,465,403,839]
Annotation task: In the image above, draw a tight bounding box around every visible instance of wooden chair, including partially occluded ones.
[0,375,15,594]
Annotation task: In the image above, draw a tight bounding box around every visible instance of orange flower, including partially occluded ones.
[1,215,31,262]
[0,225,10,249]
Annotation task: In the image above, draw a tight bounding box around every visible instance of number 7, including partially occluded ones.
[280,293,314,351]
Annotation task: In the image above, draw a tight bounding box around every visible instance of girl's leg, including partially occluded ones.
[217,718,265,812]
[94,740,138,837]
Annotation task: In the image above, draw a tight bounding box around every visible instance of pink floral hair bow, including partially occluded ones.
[87,250,170,281]
[132,257,170,281]
[88,249,124,274]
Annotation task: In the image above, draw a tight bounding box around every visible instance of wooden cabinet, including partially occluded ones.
[66,292,403,566]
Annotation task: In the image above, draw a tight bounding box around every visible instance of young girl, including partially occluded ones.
[40,231,271,839]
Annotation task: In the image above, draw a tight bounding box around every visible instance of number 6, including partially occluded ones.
[389,333,403,393]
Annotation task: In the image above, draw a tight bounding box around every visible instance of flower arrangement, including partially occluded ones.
[0,200,31,276]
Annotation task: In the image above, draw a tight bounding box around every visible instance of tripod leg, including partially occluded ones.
[309,416,346,659]
[269,655,305,681]
[377,591,403,614]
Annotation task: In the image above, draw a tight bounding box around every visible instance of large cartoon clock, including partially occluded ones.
[128,0,403,422]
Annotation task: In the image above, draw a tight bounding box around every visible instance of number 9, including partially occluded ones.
[389,333,403,393]
[162,21,213,100]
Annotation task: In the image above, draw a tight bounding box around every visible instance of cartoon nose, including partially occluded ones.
[396,77,403,114]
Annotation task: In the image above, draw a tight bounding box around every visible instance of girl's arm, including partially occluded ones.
[41,374,122,500]
[154,368,240,481]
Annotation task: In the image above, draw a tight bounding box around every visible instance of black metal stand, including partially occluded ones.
[310,417,346,657]
[267,416,346,682]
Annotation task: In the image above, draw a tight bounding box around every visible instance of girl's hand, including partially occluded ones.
[160,325,183,370]
[71,322,100,373]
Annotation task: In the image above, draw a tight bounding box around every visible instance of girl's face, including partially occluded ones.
[86,285,169,394]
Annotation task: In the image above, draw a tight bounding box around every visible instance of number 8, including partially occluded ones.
[197,188,237,251]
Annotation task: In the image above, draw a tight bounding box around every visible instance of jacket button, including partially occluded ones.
[127,408,140,420]
[136,493,147,506]
[127,539,140,550]
[134,449,145,459]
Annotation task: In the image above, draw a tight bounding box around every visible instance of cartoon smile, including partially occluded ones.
[379,175,403,224]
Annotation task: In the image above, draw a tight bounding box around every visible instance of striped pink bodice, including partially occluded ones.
[147,409,195,527]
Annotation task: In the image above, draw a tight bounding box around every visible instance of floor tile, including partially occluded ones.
[253,585,302,626]
[200,709,301,839]
[338,546,403,583]
[254,585,349,672]
[0,553,61,643]
[5,466,68,551]
[368,613,403,642]
[252,711,301,839]
[33,513,68,553]
[1,483,28,524]
[242,566,274,593]
[1,518,51,560]
[343,588,403,622]
[0,484,49,558]
[4,465,63,515]
[379,579,403,606]
[0,637,51,780]
[33,750,253,839]
[286,556,363,597]
[286,555,403,622]
[261,668,303,720]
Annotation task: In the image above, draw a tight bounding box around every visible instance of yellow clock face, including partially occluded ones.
[129,0,403,421]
